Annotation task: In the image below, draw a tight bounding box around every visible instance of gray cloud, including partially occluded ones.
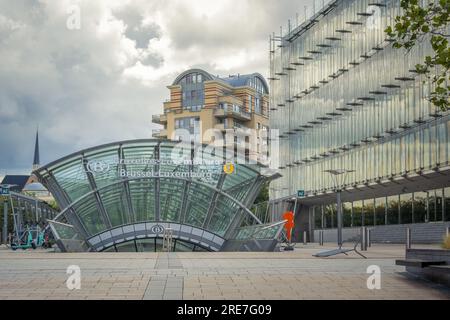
[113,6,162,49]
[0,0,313,176]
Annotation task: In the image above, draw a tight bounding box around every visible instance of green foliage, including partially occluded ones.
[385,0,450,111]
[443,234,450,249]
[47,199,60,211]
[254,183,269,204]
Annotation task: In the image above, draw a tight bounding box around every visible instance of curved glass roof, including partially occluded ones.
[35,139,279,252]
[172,68,269,95]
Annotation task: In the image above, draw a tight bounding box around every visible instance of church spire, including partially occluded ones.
[32,129,40,171]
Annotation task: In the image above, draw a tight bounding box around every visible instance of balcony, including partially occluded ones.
[214,122,250,132]
[152,129,167,139]
[214,104,251,121]
[152,114,167,125]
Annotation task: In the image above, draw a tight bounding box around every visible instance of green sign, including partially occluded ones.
[1,187,10,195]
[297,190,305,198]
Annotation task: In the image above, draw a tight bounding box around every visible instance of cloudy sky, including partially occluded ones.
[0,0,315,176]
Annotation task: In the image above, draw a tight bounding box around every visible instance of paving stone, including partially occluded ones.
[0,245,449,300]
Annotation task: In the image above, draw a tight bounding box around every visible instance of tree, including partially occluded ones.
[385,0,450,111]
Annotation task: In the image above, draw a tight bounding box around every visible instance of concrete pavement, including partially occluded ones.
[0,244,448,300]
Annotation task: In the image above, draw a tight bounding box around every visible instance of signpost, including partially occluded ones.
[1,186,9,196]
[297,190,305,198]
[1,185,10,244]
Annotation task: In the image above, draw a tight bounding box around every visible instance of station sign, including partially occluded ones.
[1,186,10,196]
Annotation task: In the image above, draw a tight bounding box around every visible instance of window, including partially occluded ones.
[255,97,261,114]
[413,191,428,223]
[400,193,413,224]
[197,74,202,83]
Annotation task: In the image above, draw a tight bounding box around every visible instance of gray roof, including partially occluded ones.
[1,175,30,192]
[172,69,269,94]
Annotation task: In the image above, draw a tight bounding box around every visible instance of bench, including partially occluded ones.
[395,259,446,268]
[428,265,450,271]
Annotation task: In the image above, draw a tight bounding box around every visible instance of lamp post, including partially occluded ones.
[324,169,354,248]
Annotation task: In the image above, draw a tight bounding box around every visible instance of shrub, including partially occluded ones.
[443,235,450,250]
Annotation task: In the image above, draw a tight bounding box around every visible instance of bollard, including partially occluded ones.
[367,229,371,248]
[319,230,324,246]
[406,227,411,250]
[303,231,307,245]
[361,227,367,251]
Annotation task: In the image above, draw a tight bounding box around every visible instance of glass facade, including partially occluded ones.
[35,140,280,252]
[314,188,450,229]
[269,0,449,200]
[179,71,206,110]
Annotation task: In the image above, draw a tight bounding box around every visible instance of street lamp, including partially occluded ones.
[312,169,366,258]
[324,169,354,248]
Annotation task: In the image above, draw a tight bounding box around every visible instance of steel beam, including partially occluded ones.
[203,173,226,228]
[154,142,161,221]
[82,158,112,228]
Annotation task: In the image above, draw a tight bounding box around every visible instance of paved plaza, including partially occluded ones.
[0,244,449,300]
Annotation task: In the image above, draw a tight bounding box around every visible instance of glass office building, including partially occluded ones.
[269,0,450,236]
[34,140,283,252]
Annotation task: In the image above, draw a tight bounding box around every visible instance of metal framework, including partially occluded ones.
[34,139,281,252]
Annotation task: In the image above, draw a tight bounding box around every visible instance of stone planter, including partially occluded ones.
[405,249,450,287]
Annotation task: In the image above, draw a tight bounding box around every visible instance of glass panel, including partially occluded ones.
[436,189,444,222]
[352,201,363,227]
[98,183,130,227]
[428,189,443,222]
[413,191,428,223]
[160,178,185,222]
[86,148,120,189]
[343,202,352,228]
[128,179,155,222]
[174,240,194,252]
[445,187,450,221]
[387,195,400,225]
[116,241,136,252]
[52,159,90,202]
[136,239,156,252]
[71,193,106,235]
[400,193,413,224]
[324,204,336,229]
[375,197,386,226]
[208,195,239,236]
[184,183,213,227]
[314,206,322,229]
[363,200,375,226]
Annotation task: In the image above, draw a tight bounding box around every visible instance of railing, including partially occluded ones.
[152,114,167,123]
[152,129,167,137]
[218,103,251,120]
